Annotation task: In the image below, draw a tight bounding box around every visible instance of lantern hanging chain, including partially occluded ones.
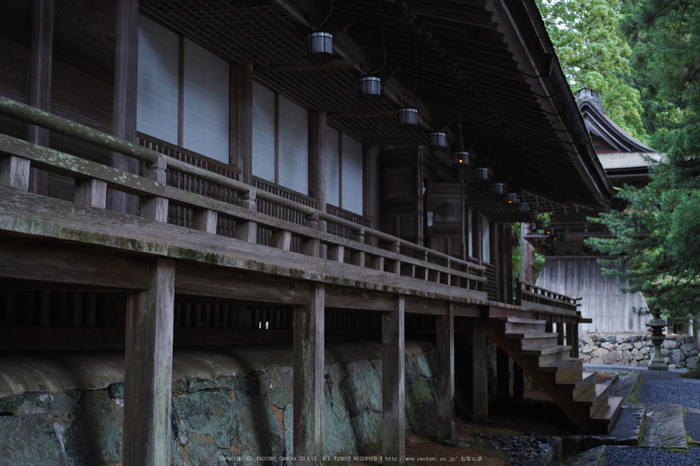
[406,32,418,106]
[319,0,334,28]
[373,0,387,75]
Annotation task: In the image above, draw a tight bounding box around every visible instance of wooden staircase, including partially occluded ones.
[486,316,623,433]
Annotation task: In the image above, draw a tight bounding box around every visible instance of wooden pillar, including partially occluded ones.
[293,283,325,464]
[309,111,327,213]
[123,258,175,466]
[493,223,501,300]
[109,0,139,215]
[231,64,253,185]
[27,0,54,195]
[505,223,514,303]
[383,295,405,465]
[556,322,565,346]
[365,145,381,242]
[436,303,455,440]
[472,316,488,422]
[0,156,31,191]
[520,223,535,284]
[513,363,524,401]
[496,346,510,402]
[571,321,579,357]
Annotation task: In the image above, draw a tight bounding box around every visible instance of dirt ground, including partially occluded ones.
[363,385,596,466]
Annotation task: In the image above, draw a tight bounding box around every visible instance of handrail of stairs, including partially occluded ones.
[515,279,581,317]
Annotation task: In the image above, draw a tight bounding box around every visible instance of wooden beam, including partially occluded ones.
[472,316,488,422]
[436,302,455,440]
[383,294,405,465]
[27,0,54,196]
[175,263,310,305]
[308,111,327,215]
[293,283,325,464]
[110,0,139,215]
[123,258,175,465]
[0,238,149,289]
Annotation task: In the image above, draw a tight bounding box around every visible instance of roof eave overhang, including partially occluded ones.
[483,0,616,207]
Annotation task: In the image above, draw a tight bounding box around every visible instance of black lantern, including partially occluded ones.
[536,219,546,230]
[397,107,418,126]
[490,182,504,195]
[505,192,517,204]
[545,225,553,236]
[516,202,529,212]
[429,131,448,149]
[307,32,334,62]
[529,211,539,222]
[452,151,469,166]
[474,167,489,182]
[359,76,382,100]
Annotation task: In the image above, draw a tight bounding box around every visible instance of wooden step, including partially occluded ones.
[505,317,547,334]
[540,358,583,384]
[507,332,559,350]
[522,345,571,365]
[575,383,613,415]
[591,396,624,432]
[565,371,597,399]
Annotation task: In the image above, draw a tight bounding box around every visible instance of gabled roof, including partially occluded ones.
[576,88,653,154]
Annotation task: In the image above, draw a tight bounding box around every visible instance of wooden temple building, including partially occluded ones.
[0,0,622,463]
[526,88,660,333]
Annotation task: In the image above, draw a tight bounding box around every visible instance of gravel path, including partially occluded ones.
[635,370,700,410]
[603,446,700,466]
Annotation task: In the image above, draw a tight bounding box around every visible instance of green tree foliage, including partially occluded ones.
[536,0,647,140]
[586,0,700,329]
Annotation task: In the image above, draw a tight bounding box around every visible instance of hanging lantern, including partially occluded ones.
[307,32,334,62]
[397,107,418,126]
[516,202,530,212]
[452,151,469,166]
[474,167,489,182]
[529,211,539,222]
[536,219,546,230]
[359,76,382,100]
[429,131,448,149]
[505,192,518,204]
[490,182,504,195]
[545,225,553,236]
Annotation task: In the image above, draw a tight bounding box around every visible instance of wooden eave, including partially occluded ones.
[138,0,614,210]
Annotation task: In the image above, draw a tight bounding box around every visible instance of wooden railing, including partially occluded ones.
[327,204,372,240]
[515,280,580,317]
[0,97,487,297]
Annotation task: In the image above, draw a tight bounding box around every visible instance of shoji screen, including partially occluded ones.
[183,39,230,163]
[278,95,308,195]
[252,82,276,182]
[341,133,363,214]
[137,16,179,144]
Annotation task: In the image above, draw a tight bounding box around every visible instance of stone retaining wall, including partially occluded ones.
[0,343,439,465]
[579,333,698,370]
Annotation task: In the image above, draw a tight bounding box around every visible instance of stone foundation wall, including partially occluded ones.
[0,342,439,465]
[579,333,698,370]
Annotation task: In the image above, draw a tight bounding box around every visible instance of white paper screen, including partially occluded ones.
[341,133,363,214]
[252,82,276,182]
[137,16,179,144]
[482,219,491,263]
[278,96,308,195]
[326,126,340,207]
[183,39,230,163]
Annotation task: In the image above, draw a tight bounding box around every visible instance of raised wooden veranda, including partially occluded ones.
[0,97,609,464]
